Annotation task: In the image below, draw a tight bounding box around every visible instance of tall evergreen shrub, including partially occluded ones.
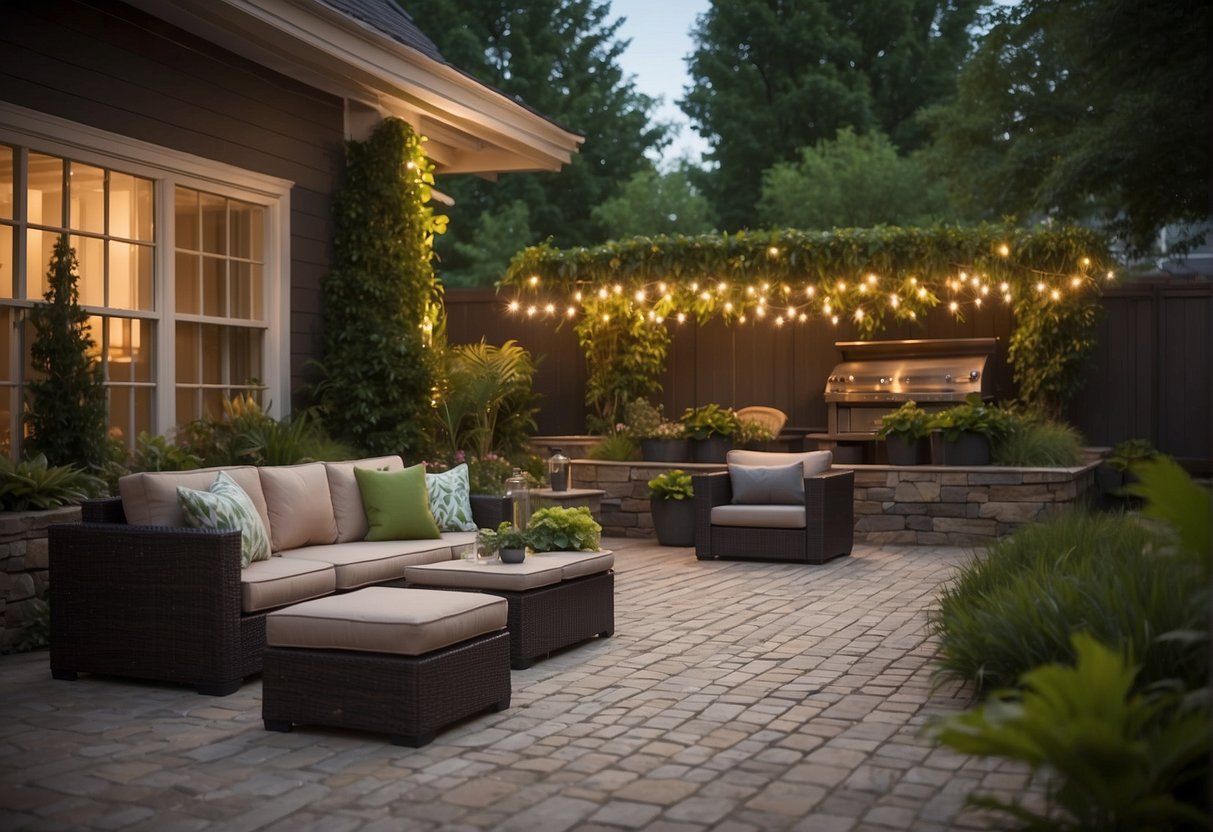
[316,118,446,457]
[24,235,108,469]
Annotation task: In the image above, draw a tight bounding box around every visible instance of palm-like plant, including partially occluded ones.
[433,340,538,459]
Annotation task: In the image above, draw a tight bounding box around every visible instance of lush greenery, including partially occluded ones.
[925,0,1212,256]
[1106,438,1159,472]
[735,418,775,445]
[314,118,444,457]
[592,168,717,239]
[23,235,109,471]
[526,505,602,552]
[930,456,1210,828]
[647,469,694,501]
[174,394,356,468]
[877,401,932,440]
[926,393,1013,442]
[406,0,667,286]
[577,293,670,431]
[586,433,637,462]
[992,414,1085,468]
[433,340,538,459]
[684,0,978,230]
[0,454,105,512]
[478,521,529,554]
[680,404,741,441]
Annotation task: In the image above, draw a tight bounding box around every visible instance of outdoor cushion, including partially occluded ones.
[266,586,507,656]
[324,455,404,543]
[176,471,272,567]
[528,550,615,581]
[404,558,569,592]
[711,504,808,529]
[241,556,336,613]
[726,449,833,477]
[355,464,442,541]
[280,533,475,590]
[728,461,805,505]
[259,463,339,552]
[426,463,477,532]
[119,466,272,535]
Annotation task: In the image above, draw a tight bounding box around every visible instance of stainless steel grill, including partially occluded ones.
[824,338,997,435]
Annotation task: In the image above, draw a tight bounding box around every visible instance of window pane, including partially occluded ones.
[0,307,13,382]
[201,324,221,384]
[108,241,153,310]
[26,228,55,300]
[229,327,263,384]
[0,385,14,457]
[229,199,261,259]
[131,318,153,382]
[84,315,103,362]
[201,255,225,316]
[110,172,153,242]
[231,261,254,320]
[27,153,63,227]
[71,234,105,308]
[108,386,132,446]
[176,321,199,384]
[200,192,226,254]
[133,386,152,437]
[69,162,105,234]
[202,388,224,420]
[175,186,199,251]
[0,145,12,220]
[106,317,149,381]
[175,252,199,314]
[176,387,198,425]
[0,224,11,298]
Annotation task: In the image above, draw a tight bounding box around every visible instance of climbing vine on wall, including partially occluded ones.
[315,118,447,456]
[502,224,1112,414]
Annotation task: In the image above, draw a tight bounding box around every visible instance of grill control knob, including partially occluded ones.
[970,370,980,381]
[878,377,889,385]
[847,375,855,383]
[944,373,954,383]
[902,377,911,384]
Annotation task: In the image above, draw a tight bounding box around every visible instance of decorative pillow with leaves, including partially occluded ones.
[426,463,477,532]
[177,471,271,568]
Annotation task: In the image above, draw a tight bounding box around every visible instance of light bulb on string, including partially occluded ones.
[565,306,576,318]
[1050,289,1061,301]
[526,305,537,317]
[676,312,687,323]
[949,301,959,313]
[597,287,608,300]
[805,285,816,297]
[528,275,539,287]
[998,243,1010,257]
[544,303,555,314]
[508,300,520,313]
[634,289,646,302]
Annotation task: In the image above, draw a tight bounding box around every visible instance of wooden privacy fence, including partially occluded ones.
[444,281,1212,471]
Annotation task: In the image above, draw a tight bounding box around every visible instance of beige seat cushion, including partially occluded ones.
[281,533,476,590]
[119,466,272,536]
[405,557,568,592]
[266,586,506,656]
[726,449,833,477]
[241,557,336,613]
[527,550,615,581]
[712,504,807,529]
[324,456,404,543]
[259,463,339,552]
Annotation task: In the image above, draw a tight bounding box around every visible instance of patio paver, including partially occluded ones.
[0,539,1042,830]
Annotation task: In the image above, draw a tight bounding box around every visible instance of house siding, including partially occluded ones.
[0,0,345,408]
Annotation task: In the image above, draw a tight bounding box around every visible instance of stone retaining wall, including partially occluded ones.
[571,460,1099,547]
[0,506,80,652]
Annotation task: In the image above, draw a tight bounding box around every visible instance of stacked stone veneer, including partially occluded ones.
[571,459,1099,546]
[0,506,79,652]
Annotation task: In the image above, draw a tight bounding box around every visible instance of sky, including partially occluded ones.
[610,0,711,167]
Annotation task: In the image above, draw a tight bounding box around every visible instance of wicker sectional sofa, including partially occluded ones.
[49,456,497,695]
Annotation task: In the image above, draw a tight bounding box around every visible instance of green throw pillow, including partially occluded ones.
[354,464,442,541]
[177,471,271,568]
[425,463,477,532]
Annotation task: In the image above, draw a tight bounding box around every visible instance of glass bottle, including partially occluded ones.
[547,447,571,492]
[504,467,531,530]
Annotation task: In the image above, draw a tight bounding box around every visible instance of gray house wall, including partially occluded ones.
[0,0,346,406]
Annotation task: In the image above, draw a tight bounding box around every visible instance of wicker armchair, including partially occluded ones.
[692,450,854,564]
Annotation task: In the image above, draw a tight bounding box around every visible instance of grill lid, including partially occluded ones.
[824,338,997,404]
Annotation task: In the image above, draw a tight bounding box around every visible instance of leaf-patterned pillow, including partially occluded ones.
[425,463,477,532]
[177,471,271,568]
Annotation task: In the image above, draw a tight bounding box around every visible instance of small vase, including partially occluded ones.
[500,547,525,564]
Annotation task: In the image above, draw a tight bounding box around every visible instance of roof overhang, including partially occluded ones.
[124,0,584,175]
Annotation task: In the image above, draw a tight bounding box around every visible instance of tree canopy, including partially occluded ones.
[925,0,1212,255]
[591,167,717,238]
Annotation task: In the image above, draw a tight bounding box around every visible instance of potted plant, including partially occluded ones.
[647,469,695,546]
[626,399,690,462]
[878,401,932,465]
[526,505,602,552]
[478,521,530,563]
[736,417,776,451]
[681,404,741,463]
[926,393,1010,465]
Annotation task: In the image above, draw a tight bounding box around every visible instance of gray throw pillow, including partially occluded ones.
[729,461,806,505]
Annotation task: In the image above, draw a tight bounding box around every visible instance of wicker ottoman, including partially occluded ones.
[404,551,614,669]
[261,586,510,746]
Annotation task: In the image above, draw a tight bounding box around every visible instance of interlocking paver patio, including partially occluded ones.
[0,539,1041,830]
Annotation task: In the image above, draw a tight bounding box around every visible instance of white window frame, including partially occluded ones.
[0,101,293,437]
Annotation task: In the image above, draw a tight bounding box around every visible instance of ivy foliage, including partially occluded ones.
[315,118,446,457]
[504,224,1111,413]
[24,235,109,470]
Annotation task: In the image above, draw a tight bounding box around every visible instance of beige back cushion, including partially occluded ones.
[258,463,339,552]
[726,449,833,477]
[324,456,404,543]
[119,466,271,534]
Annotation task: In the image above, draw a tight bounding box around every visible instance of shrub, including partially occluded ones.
[680,404,741,440]
[878,400,932,440]
[647,469,694,500]
[623,398,665,440]
[432,339,538,458]
[587,433,638,461]
[0,455,105,512]
[930,509,1205,693]
[527,506,601,552]
[736,418,775,444]
[130,431,203,472]
[926,392,1013,441]
[175,394,355,467]
[993,415,1085,467]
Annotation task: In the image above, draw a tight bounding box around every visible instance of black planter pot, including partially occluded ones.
[641,438,691,463]
[500,547,525,564]
[691,436,733,464]
[885,435,929,465]
[930,430,991,465]
[650,497,696,546]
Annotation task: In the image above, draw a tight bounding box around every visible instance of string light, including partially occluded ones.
[1080,257,1091,268]
[867,273,878,285]
[526,305,537,317]
[597,287,608,300]
[676,312,687,323]
[528,275,539,287]
[634,289,646,302]
[566,306,576,318]
[508,300,520,312]
[805,286,815,297]
[889,294,900,308]
[1070,277,1082,288]
[1036,282,1046,293]
[657,282,667,294]
[837,281,847,292]
[768,246,780,257]
[949,301,959,312]
[724,301,734,312]
[613,283,623,295]
[1050,289,1061,301]
[574,291,582,302]
[717,281,728,293]
[544,303,555,314]
[853,308,865,321]
[700,291,711,301]
[998,243,1010,257]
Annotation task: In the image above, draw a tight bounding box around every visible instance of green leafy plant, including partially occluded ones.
[878,400,932,440]
[577,293,670,433]
[15,597,50,653]
[433,339,538,459]
[526,506,601,552]
[927,393,1012,442]
[175,394,354,467]
[1106,438,1159,472]
[681,404,741,441]
[736,418,775,444]
[647,469,694,501]
[587,433,638,461]
[23,234,109,470]
[0,454,105,512]
[992,414,1085,467]
[477,521,529,555]
[931,632,1210,831]
[130,431,203,472]
[647,421,686,440]
[623,398,665,440]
